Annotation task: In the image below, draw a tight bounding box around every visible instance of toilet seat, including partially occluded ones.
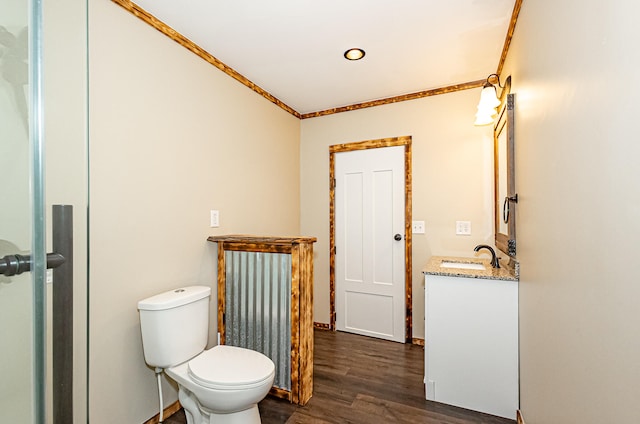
[188,345,275,390]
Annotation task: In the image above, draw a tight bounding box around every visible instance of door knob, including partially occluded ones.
[394,234,402,241]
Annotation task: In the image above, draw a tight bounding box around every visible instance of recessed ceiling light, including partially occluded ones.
[344,48,365,61]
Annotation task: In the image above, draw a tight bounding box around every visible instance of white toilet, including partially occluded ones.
[138,286,275,424]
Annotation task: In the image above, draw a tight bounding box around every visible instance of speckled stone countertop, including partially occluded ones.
[423,256,519,281]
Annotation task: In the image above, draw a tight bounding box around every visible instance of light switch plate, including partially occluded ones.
[210,210,220,227]
[412,220,425,234]
[455,220,471,235]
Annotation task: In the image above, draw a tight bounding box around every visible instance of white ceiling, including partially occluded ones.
[132,0,516,115]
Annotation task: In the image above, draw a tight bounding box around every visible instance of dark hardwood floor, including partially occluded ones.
[163,329,515,424]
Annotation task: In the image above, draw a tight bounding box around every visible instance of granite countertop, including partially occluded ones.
[423,255,519,281]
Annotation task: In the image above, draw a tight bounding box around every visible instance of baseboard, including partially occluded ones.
[412,338,425,346]
[517,410,525,424]
[313,322,331,330]
[143,400,181,424]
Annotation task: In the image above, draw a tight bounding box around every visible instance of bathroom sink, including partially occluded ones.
[439,260,486,271]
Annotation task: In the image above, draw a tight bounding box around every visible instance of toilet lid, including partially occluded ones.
[188,345,275,389]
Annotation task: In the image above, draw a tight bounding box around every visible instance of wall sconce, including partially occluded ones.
[474,74,511,126]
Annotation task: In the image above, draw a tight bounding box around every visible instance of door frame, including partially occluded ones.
[329,136,413,342]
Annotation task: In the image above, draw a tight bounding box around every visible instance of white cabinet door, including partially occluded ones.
[425,274,518,419]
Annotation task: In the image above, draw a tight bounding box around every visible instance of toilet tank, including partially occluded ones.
[138,286,211,369]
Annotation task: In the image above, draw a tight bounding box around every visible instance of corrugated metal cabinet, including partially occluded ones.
[207,235,316,405]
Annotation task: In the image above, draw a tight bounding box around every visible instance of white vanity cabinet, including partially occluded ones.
[424,269,518,419]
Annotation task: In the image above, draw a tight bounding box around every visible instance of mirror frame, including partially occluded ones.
[494,92,517,257]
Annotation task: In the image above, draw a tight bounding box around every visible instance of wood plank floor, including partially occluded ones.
[163,329,515,424]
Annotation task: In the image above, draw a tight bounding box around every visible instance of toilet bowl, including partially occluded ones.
[137,286,276,424]
[166,345,275,424]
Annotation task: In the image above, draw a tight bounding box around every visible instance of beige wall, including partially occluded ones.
[503,0,640,422]
[300,90,495,339]
[88,1,300,422]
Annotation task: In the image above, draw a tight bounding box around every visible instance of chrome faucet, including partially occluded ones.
[474,244,500,268]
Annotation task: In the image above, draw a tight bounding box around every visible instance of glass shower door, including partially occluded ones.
[1,0,47,421]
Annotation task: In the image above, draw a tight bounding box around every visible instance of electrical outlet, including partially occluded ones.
[412,220,425,234]
[210,210,220,227]
[455,220,471,235]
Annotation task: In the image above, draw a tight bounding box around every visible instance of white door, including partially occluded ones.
[335,146,405,342]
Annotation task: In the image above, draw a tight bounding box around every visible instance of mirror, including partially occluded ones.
[494,92,517,257]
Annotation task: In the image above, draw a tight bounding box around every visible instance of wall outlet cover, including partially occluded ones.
[412,220,426,234]
[455,220,471,235]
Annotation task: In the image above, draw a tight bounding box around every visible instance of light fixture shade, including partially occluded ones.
[474,83,501,126]
[474,110,496,126]
[478,85,501,109]
[474,74,511,126]
[474,103,498,126]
